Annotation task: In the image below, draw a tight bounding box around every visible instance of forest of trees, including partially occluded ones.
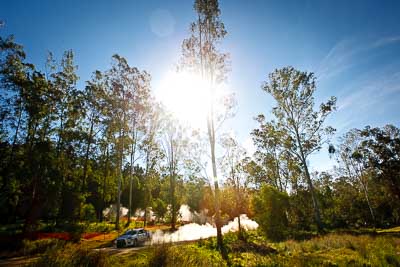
[1,0,399,246]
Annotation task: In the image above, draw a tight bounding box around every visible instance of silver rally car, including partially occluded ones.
[115,228,151,248]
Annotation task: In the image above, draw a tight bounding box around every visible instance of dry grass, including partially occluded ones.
[7,230,400,267]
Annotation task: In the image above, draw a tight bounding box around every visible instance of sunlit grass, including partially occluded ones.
[377,226,400,233]
[5,229,399,266]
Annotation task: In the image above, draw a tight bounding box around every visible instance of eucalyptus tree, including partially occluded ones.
[125,67,152,224]
[359,125,400,201]
[45,51,87,224]
[141,102,164,227]
[81,71,106,193]
[0,36,33,223]
[0,36,31,191]
[219,134,247,238]
[336,129,376,225]
[0,36,70,227]
[180,0,233,250]
[51,50,79,154]
[160,114,189,229]
[252,117,301,192]
[105,54,141,229]
[260,67,336,231]
[97,123,117,221]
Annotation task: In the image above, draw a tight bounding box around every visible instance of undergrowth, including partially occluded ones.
[25,231,400,267]
[29,243,113,267]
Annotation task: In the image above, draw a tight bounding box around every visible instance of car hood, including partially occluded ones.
[117,234,132,240]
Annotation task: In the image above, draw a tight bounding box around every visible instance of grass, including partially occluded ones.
[4,229,399,267]
[272,233,400,266]
[105,243,227,267]
[28,242,114,267]
[115,231,400,267]
[0,220,183,261]
[378,226,400,234]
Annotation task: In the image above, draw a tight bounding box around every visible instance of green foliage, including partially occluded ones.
[84,222,115,233]
[256,66,337,231]
[360,125,400,201]
[253,185,289,241]
[184,176,209,215]
[152,198,168,222]
[0,35,157,231]
[80,203,97,222]
[1,1,400,254]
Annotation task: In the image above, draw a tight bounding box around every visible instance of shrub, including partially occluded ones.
[85,222,114,233]
[80,203,97,222]
[22,238,63,256]
[253,185,290,241]
[64,223,85,242]
[30,243,113,267]
[148,243,171,267]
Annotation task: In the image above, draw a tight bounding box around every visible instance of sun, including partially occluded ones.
[156,70,211,128]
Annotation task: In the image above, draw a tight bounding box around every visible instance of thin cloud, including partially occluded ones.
[335,69,400,132]
[339,70,400,109]
[372,36,400,48]
[317,36,400,81]
[316,39,360,80]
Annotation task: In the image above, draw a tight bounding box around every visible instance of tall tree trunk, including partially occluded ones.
[169,140,177,230]
[143,148,151,229]
[274,149,283,192]
[82,115,94,192]
[3,100,23,196]
[350,160,376,226]
[116,88,127,230]
[24,129,42,235]
[170,170,176,230]
[128,128,137,225]
[101,146,109,222]
[236,186,242,239]
[361,182,375,225]
[301,156,323,231]
[128,167,133,225]
[295,129,323,231]
[8,100,23,164]
[56,111,64,155]
[128,143,136,225]
[116,130,123,230]
[144,207,147,228]
[237,212,242,238]
[208,114,222,250]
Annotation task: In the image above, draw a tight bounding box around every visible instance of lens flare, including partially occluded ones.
[156,70,211,128]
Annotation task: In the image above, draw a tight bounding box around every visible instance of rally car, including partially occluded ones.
[115,228,151,248]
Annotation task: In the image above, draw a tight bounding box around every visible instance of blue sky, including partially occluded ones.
[1,0,400,172]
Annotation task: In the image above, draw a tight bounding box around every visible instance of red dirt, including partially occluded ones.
[36,232,71,240]
[82,232,102,239]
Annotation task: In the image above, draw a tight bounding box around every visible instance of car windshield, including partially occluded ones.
[124,230,137,235]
